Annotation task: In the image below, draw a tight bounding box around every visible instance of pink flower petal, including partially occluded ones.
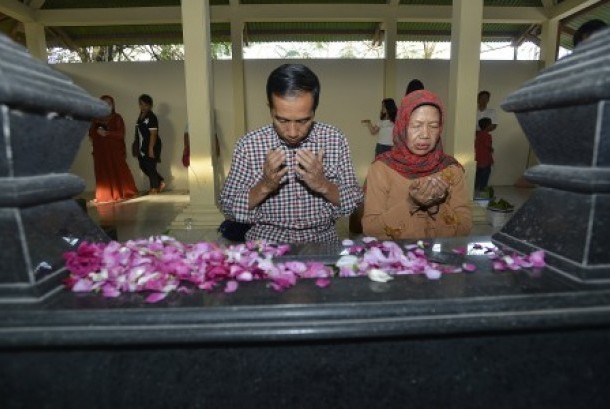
[146,292,168,303]
[224,280,238,293]
[315,278,331,288]
[529,250,546,268]
[462,263,477,272]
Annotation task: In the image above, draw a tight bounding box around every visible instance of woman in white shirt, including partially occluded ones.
[362,98,398,157]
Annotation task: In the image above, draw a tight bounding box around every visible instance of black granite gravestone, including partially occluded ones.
[0,34,109,302]
[497,27,610,283]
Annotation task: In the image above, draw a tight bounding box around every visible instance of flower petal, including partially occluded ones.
[146,292,168,303]
[224,280,239,293]
[367,268,394,283]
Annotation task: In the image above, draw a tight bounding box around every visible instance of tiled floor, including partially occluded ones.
[81,186,535,242]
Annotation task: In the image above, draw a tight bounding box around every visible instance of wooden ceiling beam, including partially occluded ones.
[545,0,603,20]
[34,5,546,26]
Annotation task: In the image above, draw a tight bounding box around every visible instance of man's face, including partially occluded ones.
[270,92,315,147]
[478,93,489,108]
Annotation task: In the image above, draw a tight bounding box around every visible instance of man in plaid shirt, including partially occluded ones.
[220,64,363,243]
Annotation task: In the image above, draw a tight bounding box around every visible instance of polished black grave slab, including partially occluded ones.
[2,236,610,409]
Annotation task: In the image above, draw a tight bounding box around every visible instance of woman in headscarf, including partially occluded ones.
[362,90,472,239]
[88,95,138,204]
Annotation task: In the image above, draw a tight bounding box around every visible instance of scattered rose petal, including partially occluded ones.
[367,268,394,283]
[424,267,442,280]
[224,280,238,293]
[341,239,354,247]
[529,250,546,268]
[146,292,168,303]
[63,236,547,298]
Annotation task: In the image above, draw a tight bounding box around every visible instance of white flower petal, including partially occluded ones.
[367,268,394,283]
[336,255,358,268]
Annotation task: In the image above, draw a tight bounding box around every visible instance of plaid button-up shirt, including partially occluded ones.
[220,122,363,243]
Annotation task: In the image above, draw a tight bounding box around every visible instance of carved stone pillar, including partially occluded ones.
[0,34,109,302]
[496,27,610,283]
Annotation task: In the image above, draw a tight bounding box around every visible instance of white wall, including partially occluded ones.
[57,58,539,192]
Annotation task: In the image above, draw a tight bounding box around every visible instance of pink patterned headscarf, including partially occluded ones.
[376,89,461,179]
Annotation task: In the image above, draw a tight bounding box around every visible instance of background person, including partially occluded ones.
[361,98,398,157]
[475,117,494,196]
[220,64,363,243]
[133,94,165,195]
[362,90,472,240]
[573,19,607,47]
[88,95,138,204]
[405,78,424,95]
[476,90,497,131]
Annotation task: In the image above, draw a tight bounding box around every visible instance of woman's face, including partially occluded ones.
[406,105,441,156]
[380,103,388,120]
[139,100,151,113]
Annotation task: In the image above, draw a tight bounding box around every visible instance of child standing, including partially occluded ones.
[475,117,494,195]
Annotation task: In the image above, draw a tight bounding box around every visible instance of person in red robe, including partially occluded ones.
[88,95,138,204]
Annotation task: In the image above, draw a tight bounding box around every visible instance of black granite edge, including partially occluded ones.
[0,174,85,206]
[1,300,610,348]
[524,165,610,193]
[2,284,610,348]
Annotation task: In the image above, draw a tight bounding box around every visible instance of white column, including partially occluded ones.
[231,16,246,140]
[24,22,47,61]
[539,19,559,69]
[445,0,483,220]
[171,0,223,236]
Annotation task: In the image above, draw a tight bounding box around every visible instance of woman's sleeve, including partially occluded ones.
[443,167,473,236]
[106,114,126,140]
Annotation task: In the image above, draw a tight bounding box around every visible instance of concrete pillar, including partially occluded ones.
[445,0,483,221]
[231,17,246,141]
[24,22,47,61]
[171,0,223,237]
[383,17,397,99]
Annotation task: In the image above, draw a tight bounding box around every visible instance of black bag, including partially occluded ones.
[218,220,252,242]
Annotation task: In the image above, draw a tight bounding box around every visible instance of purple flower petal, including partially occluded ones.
[224,280,239,293]
[529,250,546,268]
[146,292,168,303]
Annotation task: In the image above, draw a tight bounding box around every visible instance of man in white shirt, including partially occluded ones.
[476,90,497,131]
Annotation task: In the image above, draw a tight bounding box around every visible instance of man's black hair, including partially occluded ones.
[266,64,320,111]
[573,19,607,47]
[478,90,490,99]
[139,94,153,106]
